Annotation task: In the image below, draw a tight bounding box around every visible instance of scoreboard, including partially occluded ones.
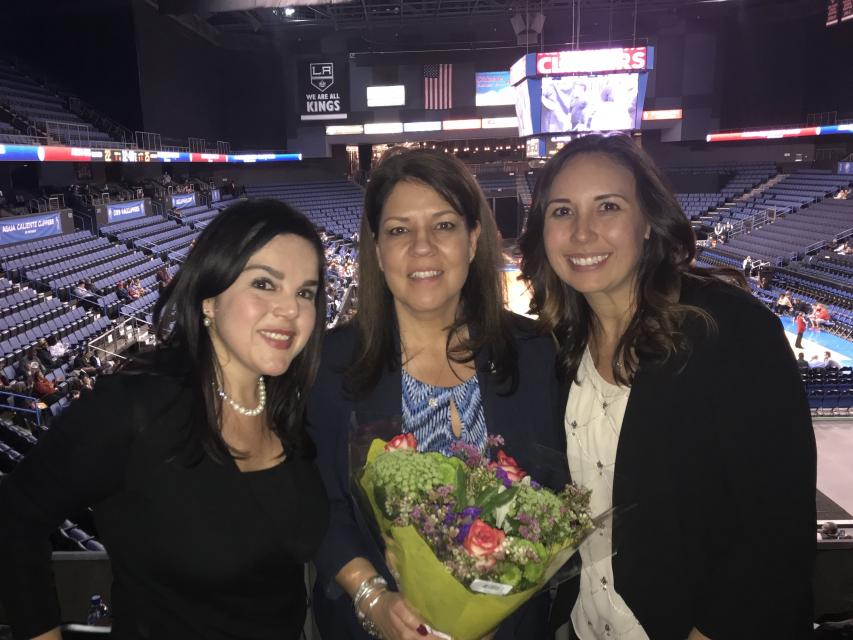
[100,149,154,162]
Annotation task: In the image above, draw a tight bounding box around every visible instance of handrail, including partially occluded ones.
[727,206,780,238]
[0,391,44,427]
[835,226,853,241]
[67,96,134,145]
[805,240,826,254]
[88,315,143,361]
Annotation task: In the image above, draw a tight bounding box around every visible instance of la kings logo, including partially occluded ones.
[310,63,334,91]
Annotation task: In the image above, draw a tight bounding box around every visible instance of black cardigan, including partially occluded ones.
[307,312,569,639]
[553,277,817,639]
[0,364,329,640]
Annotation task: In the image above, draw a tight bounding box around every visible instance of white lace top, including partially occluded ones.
[566,348,648,640]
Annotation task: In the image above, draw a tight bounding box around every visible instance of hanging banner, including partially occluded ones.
[171,193,196,209]
[299,58,349,121]
[0,212,62,246]
[106,199,146,224]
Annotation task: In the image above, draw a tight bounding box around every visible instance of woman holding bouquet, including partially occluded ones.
[309,148,568,640]
[519,134,816,639]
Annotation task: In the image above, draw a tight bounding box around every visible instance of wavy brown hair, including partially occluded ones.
[519,134,743,385]
[347,147,515,396]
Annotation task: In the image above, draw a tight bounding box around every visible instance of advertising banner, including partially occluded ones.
[475,72,515,106]
[0,212,62,246]
[210,188,221,203]
[171,193,196,209]
[106,199,146,224]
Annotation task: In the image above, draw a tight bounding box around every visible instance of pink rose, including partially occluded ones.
[489,450,527,483]
[385,433,417,452]
[463,519,505,569]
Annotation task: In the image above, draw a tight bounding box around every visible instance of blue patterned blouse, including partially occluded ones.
[401,369,488,456]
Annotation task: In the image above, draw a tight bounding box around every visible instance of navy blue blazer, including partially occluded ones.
[307,312,569,639]
[552,277,816,639]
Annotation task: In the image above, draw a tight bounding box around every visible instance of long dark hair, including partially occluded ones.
[347,147,515,396]
[519,134,741,385]
[151,199,326,461]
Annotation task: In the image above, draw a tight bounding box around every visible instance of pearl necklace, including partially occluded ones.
[218,376,266,417]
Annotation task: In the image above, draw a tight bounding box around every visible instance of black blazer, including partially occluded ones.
[0,360,328,640]
[553,277,817,639]
[307,313,569,639]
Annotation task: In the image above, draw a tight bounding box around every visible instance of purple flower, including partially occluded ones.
[486,434,505,448]
[455,522,473,544]
[443,510,457,525]
[494,467,512,488]
[449,441,483,467]
[461,506,482,520]
[530,479,542,489]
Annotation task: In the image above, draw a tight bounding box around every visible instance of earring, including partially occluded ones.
[203,316,211,327]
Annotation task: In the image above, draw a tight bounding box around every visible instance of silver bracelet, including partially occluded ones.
[353,575,388,617]
[360,589,387,638]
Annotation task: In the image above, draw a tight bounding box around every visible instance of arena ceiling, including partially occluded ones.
[159,0,820,35]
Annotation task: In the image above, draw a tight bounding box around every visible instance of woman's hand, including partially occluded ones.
[367,591,437,639]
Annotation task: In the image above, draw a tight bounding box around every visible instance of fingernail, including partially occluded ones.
[417,624,428,636]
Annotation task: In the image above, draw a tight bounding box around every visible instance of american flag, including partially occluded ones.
[424,64,453,110]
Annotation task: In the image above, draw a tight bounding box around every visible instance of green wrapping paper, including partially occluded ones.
[358,438,583,640]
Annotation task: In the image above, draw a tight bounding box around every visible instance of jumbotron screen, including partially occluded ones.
[539,74,639,133]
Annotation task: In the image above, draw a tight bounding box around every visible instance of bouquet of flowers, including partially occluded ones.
[357,432,593,640]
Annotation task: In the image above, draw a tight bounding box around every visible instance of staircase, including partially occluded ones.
[737,173,788,202]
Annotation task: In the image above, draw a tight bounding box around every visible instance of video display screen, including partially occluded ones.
[475,72,515,106]
[539,74,639,133]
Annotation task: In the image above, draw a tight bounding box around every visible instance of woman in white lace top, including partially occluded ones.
[519,134,816,640]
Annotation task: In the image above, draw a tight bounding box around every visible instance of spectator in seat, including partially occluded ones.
[73,348,102,377]
[742,255,753,278]
[19,347,45,377]
[72,280,99,310]
[127,278,145,300]
[48,336,69,360]
[519,134,815,640]
[809,303,831,330]
[823,351,841,369]
[78,372,94,392]
[0,199,329,640]
[156,266,172,292]
[794,311,807,349]
[115,280,132,302]
[31,370,62,406]
[775,291,793,316]
[35,339,56,370]
[796,352,810,372]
